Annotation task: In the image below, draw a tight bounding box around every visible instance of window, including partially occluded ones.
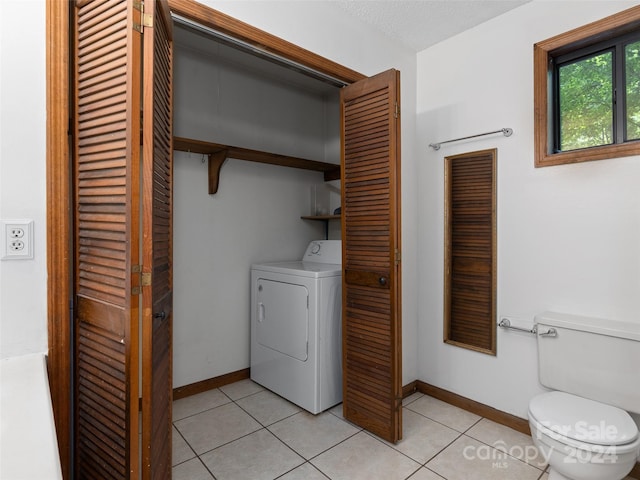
[534,6,640,167]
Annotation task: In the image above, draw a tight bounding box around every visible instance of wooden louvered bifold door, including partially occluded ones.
[141,1,173,479]
[73,0,142,478]
[341,69,402,443]
[444,149,497,355]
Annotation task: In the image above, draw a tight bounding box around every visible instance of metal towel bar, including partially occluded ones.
[429,128,513,151]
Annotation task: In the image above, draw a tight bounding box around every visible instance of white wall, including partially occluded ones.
[0,0,415,395]
[5,0,635,418]
[172,38,339,386]
[174,154,333,386]
[174,37,341,161]
[180,0,419,386]
[0,0,48,359]
[4,0,636,423]
[417,0,640,419]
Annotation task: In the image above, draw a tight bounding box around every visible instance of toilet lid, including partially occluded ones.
[529,391,639,446]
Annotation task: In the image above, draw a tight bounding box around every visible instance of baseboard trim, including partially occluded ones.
[173,368,250,401]
[175,376,527,434]
[402,380,419,399]
[415,381,531,436]
[412,382,640,478]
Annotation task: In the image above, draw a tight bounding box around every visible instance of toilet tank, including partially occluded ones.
[535,311,640,414]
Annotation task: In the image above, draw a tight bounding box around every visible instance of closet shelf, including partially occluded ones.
[300,215,341,240]
[300,215,341,221]
[173,136,341,194]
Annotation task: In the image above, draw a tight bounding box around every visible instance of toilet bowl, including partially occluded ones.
[528,391,640,480]
[529,312,640,480]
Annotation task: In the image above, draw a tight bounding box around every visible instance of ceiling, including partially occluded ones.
[334,0,531,52]
[173,0,532,94]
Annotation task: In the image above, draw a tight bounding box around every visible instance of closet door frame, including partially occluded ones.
[167,0,365,84]
[46,1,72,477]
[46,1,398,474]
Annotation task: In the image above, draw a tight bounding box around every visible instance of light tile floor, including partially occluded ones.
[172,379,635,480]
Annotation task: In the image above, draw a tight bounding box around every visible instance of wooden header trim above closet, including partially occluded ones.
[174,136,341,193]
[168,0,366,85]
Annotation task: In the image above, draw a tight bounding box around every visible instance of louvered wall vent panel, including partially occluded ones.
[444,149,497,355]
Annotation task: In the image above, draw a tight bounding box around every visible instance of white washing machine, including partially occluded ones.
[250,240,342,414]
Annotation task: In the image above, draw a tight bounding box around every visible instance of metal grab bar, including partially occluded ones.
[498,317,537,335]
[498,318,558,337]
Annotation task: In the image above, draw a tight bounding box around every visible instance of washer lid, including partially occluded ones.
[529,391,639,446]
[251,261,341,278]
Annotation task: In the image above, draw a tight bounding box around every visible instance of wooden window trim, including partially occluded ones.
[444,149,497,356]
[534,5,640,167]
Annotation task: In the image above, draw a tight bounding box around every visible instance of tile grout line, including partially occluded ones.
[191,424,265,458]
[170,425,200,469]
[233,394,302,429]
[184,391,306,476]
[402,464,424,480]
[273,461,331,480]
[298,428,363,463]
[196,454,218,480]
[403,407,479,434]
[462,418,549,472]
[358,425,461,471]
[420,432,464,468]
[172,383,550,480]
[172,388,234,422]
[174,400,263,458]
[264,410,364,470]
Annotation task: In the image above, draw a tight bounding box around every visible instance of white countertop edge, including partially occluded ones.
[0,352,63,480]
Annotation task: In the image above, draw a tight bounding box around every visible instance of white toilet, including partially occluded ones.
[528,312,640,480]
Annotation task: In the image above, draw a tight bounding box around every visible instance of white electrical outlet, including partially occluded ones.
[1,220,34,260]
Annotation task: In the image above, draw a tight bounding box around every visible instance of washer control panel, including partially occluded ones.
[302,240,342,264]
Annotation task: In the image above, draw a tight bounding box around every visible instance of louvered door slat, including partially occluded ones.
[341,69,402,443]
[76,319,128,476]
[141,2,173,479]
[74,0,141,477]
[78,0,121,29]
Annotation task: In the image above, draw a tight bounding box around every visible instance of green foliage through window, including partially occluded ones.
[559,52,613,151]
[553,34,640,152]
[534,6,640,166]
[626,40,640,141]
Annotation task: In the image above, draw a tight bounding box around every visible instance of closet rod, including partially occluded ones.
[429,128,513,151]
[172,14,349,88]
